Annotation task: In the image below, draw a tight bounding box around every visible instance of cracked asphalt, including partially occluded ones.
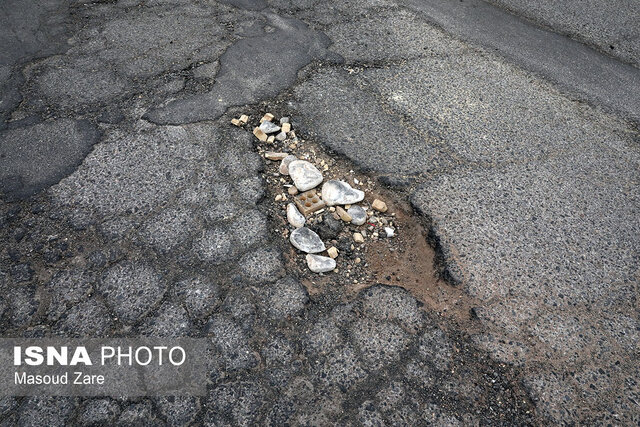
[0,0,638,425]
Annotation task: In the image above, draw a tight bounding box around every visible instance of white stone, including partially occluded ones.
[384,227,395,238]
[321,180,365,206]
[288,160,323,191]
[306,254,336,273]
[347,205,367,226]
[259,120,281,134]
[290,227,325,253]
[287,203,305,228]
[279,155,297,175]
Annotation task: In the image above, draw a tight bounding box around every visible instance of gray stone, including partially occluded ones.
[321,180,365,206]
[139,302,191,337]
[0,119,100,199]
[287,203,305,228]
[17,397,74,427]
[237,246,284,284]
[279,155,297,175]
[347,205,367,225]
[275,131,287,141]
[259,120,281,134]
[174,277,221,320]
[306,254,336,273]
[288,160,323,191]
[77,399,121,425]
[290,227,326,253]
[98,261,165,325]
[155,396,199,426]
[263,276,309,319]
[53,299,113,338]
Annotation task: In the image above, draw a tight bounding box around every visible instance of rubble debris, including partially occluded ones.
[261,113,274,122]
[288,186,299,195]
[306,254,336,273]
[279,155,297,175]
[347,205,367,226]
[327,246,339,258]
[294,189,325,216]
[231,118,241,126]
[384,227,395,238]
[253,127,268,142]
[288,160,323,191]
[265,152,288,161]
[281,122,291,133]
[267,135,275,144]
[372,199,388,213]
[275,194,283,202]
[287,203,306,228]
[280,117,289,124]
[353,232,365,243]
[260,120,281,134]
[335,206,352,222]
[276,132,287,141]
[239,114,249,124]
[321,180,365,206]
[290,227,326,253]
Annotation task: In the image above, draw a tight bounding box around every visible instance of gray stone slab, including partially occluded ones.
[402,0,640,123]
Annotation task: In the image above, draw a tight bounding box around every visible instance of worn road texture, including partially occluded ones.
[0,0,638,425]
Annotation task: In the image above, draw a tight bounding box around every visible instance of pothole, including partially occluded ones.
[231,109,482,326]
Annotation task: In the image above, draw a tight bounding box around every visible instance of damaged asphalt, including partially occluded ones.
[0,0,638,425]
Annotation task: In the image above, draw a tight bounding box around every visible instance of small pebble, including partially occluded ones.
[288,186,299,195]
[281,122,291,133]
[353,233,364,243]
[355,257,361,263]
[287,203,305,228]
[260,120,281,134]
[265,151,288,160]
[347,205,367,226]
[384,227,395,238]
[275,194,283,202]
[336,206,352,222]
[261,113,274,122]
[372,199,388,212]
[280,117,289,124]
[306,254,336,273]
[327,247,339,258]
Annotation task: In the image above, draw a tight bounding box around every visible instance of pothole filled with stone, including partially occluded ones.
[232,112,397,276]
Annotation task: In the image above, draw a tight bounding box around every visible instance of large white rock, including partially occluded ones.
[288,160,323,191]
[306,254,336,273]
[287,203,305,228]
[321,180,365,206]
[289,227,325,253]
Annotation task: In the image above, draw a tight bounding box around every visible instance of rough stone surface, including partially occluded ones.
[0,0,635,424]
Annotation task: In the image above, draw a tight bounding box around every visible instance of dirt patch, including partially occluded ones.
[236,108,482,327]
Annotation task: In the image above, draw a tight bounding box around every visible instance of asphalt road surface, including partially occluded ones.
[0,0,638,425]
